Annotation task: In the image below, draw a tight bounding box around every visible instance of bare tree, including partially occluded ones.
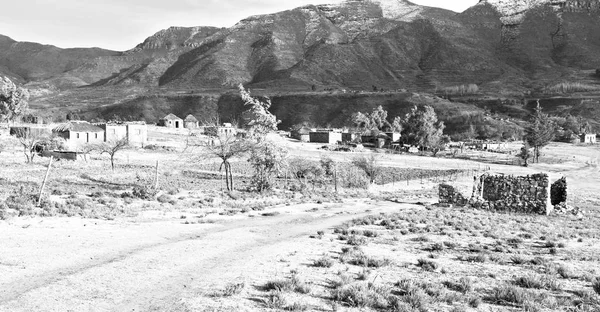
[203,133,252,191]
[12,128,48,163]
[99,138,129,171]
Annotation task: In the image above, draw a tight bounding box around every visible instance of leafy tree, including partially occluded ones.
[99,138,129,171]
[390,116,403,133]
[351,106,392,133]
[239,84,279,140]
[518,141,533,167]
[402,106,445,152]
[248,141,287,192]
[524,103,555,163]
[0,77,29,123]
[352,155,380,184]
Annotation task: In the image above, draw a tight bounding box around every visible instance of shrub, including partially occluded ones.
[593,278,600,295]
[347,235,368,246]
[337,164,370,189]
[417,258,439,272]
[351,155,380,183]
[222,282,245,296]
[156,194,173,204]
[331,282,392,309]
[557,264,575,279]
[132,185,157,200]
[489,285,532,305]
[313,256,334,268]
[264,274,311,294]
[443,277,474,294]
[514,274,561,291]
[264,291,287,309]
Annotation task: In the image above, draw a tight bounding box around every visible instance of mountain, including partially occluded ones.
[4,0,600,133]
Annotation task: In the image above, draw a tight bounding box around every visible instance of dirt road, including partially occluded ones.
[0,200,420,312]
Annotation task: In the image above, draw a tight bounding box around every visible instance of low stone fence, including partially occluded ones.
[439,173,563,215]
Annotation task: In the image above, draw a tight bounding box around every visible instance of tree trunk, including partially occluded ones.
[110,154,115,171]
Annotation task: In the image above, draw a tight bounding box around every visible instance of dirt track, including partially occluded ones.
[0,200,421,312]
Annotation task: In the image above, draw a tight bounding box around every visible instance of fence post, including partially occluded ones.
[154,160,160,190]
[38,156,53,207]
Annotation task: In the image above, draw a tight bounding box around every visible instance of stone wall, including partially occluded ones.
[438,173,554,215]
[473,174,551,215]
[438,184,468,207]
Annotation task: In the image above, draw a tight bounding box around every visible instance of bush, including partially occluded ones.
[132,185,157,200]
[417,258,439,272]
[592,278,600,295]
[351,155,380,183]
[489,285,532,305]
[264,274,311,294]
[443,277,473,293]
[514,274,561,291]
[313,256,334,268]
[337,164,370,189]
[331,282,392,309]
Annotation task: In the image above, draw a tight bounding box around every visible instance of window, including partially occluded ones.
[112,129,116,134]
[76,133,79,139]
[95,133,98,139]
[137,130,141,135]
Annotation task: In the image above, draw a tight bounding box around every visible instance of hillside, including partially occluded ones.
[3,0,600,134]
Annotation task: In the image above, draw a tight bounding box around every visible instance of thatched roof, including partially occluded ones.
[184,114,198,122]
[161,113,182,121]
[53,121,104,133]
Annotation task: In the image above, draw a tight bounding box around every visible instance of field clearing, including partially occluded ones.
[0,130,599,311]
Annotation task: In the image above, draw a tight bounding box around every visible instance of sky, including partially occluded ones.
[0,0,479,51]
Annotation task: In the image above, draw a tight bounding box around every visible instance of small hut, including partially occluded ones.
[158,114,183,129]
[184,114,199,129]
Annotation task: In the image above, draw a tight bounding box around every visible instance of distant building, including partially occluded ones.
[158,114,184,129]
[309,131,342,144]
[53,121,105,150]
[184,115,199,129]
[580,133,597,144]
[291,126,311,142]
[205,123,238,137]
[98,122,148,147]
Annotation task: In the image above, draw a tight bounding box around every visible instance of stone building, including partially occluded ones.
[158,114,183,129]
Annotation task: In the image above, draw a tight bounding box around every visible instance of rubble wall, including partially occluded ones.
[473,174,551,215]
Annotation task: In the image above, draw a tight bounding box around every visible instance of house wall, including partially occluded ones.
[581,134,597,144]
[100,124,127,142]
[309,132,342,144]
[184,121,198,129]
[160,119,183,129]
[67,131,105,150]
[127,124,148,147]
